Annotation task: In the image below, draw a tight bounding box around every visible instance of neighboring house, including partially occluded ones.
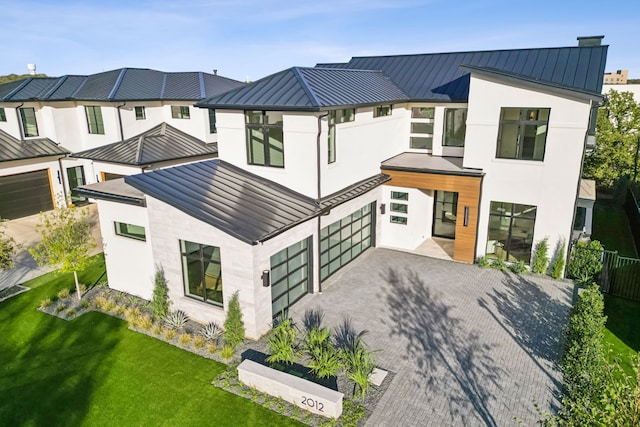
[78,37,608,339]
[0,129,69,219]
[574,179,596,240]
[0,68,244,215]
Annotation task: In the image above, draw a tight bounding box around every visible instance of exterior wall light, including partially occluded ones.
[262,270,270,287]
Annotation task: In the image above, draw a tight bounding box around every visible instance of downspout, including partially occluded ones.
[316,113,329,294]
[116,102,126,141]
[57,155,69,203]
[14,102,24,139]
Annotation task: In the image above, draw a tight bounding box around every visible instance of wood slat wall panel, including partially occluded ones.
[384,170,483,263]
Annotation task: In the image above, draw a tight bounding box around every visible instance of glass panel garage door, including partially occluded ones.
[271,237,312,317]
[320,202,375,281]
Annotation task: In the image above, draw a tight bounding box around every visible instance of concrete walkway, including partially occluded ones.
[289,248,574,427]
[0,204,103,290]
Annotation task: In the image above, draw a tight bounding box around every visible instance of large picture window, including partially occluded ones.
[180,240,223,306]
[85,106,105,134]
[410,107,435,149]
[443,108,467,147]
[496,108,550,161]
[328,109,355,164]
[19,107,39,137]
[486,202,537,263]
[246,110,284,168]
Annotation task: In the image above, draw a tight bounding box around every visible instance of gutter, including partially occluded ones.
[14,102,24,139]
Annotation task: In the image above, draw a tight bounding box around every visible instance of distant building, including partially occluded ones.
[604,69,628,84]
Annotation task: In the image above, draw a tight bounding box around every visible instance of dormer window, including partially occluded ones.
[245,110,284,168]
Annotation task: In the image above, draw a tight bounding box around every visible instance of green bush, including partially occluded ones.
[151,267,170,320]
[341,340,376,399]
[476,256,490,268]
[220,344,235,360]
[549,239,566,280]
[39,298,52,309]
[56,288,70,300]
[490,257,508,272]
[531,238,549,274]
[509,260,527,274]
[566,240,604,281]
[266,316,299,366]
[304,326,341,379]
[223,291,245,348]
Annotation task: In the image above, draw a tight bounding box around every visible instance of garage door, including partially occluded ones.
[0,169,54,219]
[270,237,312,317]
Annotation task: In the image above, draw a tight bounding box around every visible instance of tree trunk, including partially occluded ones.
[74,270,82,301]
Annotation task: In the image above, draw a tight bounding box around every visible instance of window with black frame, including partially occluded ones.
[85,106,105,134]
[180,240,223,306]
[496,108,549,161]
[410,107,435,149]
[486,201,537,263]
[245,110,284,167]
[20,107,39,137]
[328,109,355,164]
[443,108,467,147]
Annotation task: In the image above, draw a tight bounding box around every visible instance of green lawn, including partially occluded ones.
[603,294,640,377]
[0,254,301,427]
[592,201,638,258]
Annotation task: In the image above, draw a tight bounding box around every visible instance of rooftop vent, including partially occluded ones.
[27,64,36,75]
[577,35,604,47]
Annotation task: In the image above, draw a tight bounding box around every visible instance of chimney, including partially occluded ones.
[577,35,604,47]
[27,64,36,75]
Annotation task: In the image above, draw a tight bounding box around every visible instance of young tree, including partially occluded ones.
[583,90,640,189]
[223,291,245,348]
[0,218,17,270]
[29,205,96,300]
[151,266,170,320]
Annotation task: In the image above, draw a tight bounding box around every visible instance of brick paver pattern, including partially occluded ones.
[289,248,573,427]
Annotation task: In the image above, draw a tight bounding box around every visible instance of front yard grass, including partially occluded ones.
[0,254,301,427]
[592,201,638,257]
[603,294,640,377]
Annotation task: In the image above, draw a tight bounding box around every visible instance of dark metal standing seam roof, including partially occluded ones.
[71,123,217,166]
[0,68,245,102]
[124,159,320,244]
[198,67,409,110]
[343,45,608,101]
[0,129,69,162]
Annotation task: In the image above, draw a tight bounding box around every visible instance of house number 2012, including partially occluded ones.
[300,396,324,412]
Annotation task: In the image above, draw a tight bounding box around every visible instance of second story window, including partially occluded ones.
[496,108,550,161]
[328,108,355,164]
[410,107,435,149]
[85,106,105,134]
[374,105,392,118]
[443,108,467,147]
[0,107,6,122]
[135,106,146,120]
[209,109,217,134]
[171,105,190,119]
[246,110,284,168]
[19,107,39,137]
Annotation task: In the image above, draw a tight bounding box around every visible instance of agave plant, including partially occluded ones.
[163,310,189,330]
[199,321,224,343]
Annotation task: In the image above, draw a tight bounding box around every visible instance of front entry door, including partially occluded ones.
[433,191,458,239]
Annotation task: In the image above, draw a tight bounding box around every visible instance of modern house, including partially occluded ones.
[0,68,243,218]
[78,37,608,339]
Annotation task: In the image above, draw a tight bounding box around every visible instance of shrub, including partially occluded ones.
[199,322,224,343]
[509,260,527,274]
[164,310,189,330]
[152,324,163,336]
[549,239,566,280]
[223,291,245,348]
[303,322,340,379]
[531,237,549,274]
[341,340,376,399]
[566,240,604,281]
[207,342,218,354]
[490,257,508,272]
[476,256,491,268]
[103,299,116,312]
[266,316,299,366]
[193,335,206,349]
[56,288,70,300]
[80,300,90,310]
[66,308,77,318]
[151,267,170,320]
[55,304,66,313]
[561,284,606,404]
[124,306,142,322]
[139,315,153,331]
[178,333,192,346]
[114,304,126,316]
[77,283,87,294]
[93,295,108,310]
[164,329,177,340]
[39,298,52,309]
[220,344,235,360]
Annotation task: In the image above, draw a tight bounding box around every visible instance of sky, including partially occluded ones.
[1,0,639,82]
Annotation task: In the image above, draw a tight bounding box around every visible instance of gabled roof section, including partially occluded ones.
[0,68,245,102]
[71,123,217,166]
[343,45,608,101]
[198,67,408,110]
[0,129,69,162]
[124,159,320,244]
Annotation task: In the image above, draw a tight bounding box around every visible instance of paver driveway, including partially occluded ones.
[288,248,574,426]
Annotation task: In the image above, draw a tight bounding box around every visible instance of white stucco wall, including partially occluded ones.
[379,185,434,250]
[465,74,591,261]
[0,103,24,138]
[97,200,155,299]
